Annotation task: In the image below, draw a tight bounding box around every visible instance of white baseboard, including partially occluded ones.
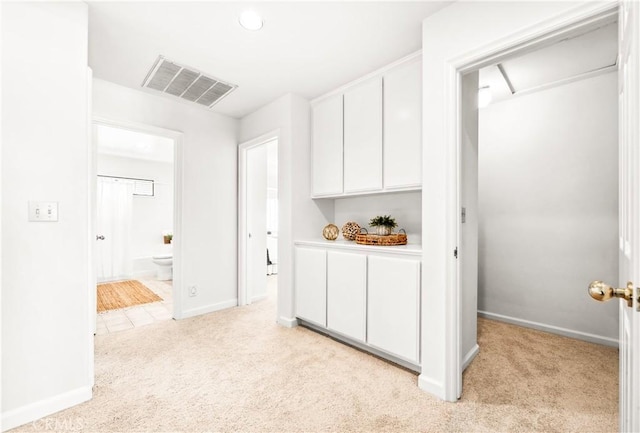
[478,310,619,347]
[277,316,299,328]
[251,294,267,303]
[2,386,92,432]
[180,299,238,319]
[132,270,155,279]
[462,344,479,371]
[418,375,452,401]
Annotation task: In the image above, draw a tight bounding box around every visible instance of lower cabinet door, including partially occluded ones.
[327,251,367,341]
[295,247,327,326]
[367,255,420,363]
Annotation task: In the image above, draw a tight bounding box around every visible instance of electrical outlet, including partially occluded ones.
[188,286,198,297]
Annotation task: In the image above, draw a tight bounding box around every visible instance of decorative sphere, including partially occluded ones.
[322,224,339,240]
[341,221,361,241]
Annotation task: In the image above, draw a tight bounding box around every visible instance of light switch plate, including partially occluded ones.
[28,201,58,222]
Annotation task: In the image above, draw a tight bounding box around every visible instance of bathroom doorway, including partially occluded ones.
[91,119,183,334]
[238,131,279,309]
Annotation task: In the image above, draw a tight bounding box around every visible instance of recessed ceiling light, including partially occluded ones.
[239,10,263,31]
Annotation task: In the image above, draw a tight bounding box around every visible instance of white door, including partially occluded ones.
[589,3,639,430]
[367,255,420,363]
[96,177,134,282]
[327,251,367,342]
[312,94,343,197]
[246,144,268,303]
[343,77,383,193]
[294,247,327,327]
[617,1,639,429]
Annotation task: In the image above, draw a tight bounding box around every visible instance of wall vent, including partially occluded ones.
[142,56,237,108]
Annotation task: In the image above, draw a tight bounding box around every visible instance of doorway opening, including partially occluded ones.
[91,119,183,334]
[457,9,619,427]
[238,131,279,311]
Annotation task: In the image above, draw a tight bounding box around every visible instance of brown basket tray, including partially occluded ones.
[355,233,407,246]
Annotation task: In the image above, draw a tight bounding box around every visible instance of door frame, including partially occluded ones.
[420,1,619,402]
[91,116,185,321]
[237,129,280,306]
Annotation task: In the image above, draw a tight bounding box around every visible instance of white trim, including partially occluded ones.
[294,240,422,257]
[277,316,299,328]
[417,375,445,398]
[311,50,422,105]
[86,68,95,392]
[300,320,421,372]
[478,311,619,348]
[237,129,280,307]
[312,185,421,200]
[181,298,238,319]
[422,1,619,403]
[462,344,479,371]
[1,386,92,432]
[251,294,268,303]
[91,117,184,320]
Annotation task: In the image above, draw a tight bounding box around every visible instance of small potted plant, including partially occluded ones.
[369,215,397,236]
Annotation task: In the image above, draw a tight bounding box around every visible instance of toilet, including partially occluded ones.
[152,253,173,281]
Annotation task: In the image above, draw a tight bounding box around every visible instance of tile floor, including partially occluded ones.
[96,278,173,335]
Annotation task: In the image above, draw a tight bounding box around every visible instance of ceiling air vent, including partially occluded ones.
[142,56,237,108]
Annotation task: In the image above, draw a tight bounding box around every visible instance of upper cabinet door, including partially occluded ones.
[312,94,343,197]
[343,77,383,193]
[383,58,422,189]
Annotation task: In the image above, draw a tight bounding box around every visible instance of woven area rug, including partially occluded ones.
[97,280,163,313]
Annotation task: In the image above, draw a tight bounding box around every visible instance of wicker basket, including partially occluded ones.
[355,232,407,246]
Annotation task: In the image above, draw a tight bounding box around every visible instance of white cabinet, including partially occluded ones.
[327,251,367,341]
[383,57,422,189]
[343,77,383,193]
[310,53,422,198]
[294,247,327,326]
[367,255,421,363]
[312,94,343,196]
[294,241,421,370]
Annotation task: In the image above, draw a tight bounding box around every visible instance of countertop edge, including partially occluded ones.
[294,239,422,256]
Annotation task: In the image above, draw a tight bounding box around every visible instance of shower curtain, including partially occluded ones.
[97,177,134,282]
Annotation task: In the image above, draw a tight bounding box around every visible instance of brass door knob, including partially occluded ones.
[588,280,634,307]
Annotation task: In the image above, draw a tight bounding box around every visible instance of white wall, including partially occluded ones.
[97,154,174,275]
[478,72,619,342]
[334,192,422,242]
[420,0,611,401]
[93,78,238,318]
[240,94,333,325]
[2,2,92,429]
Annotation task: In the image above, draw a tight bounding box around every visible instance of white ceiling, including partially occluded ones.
[87,1,451,119]
[479,21,618,105]
[96,124,174,163]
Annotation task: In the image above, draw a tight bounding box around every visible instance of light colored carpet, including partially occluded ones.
[15,277,617,432]
[97,280,163,313]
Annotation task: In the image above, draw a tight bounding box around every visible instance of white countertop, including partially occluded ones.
[294,239,422,256]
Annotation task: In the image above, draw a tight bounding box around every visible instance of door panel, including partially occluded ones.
[246,145,268,303]
[344,77,383,193]
[619,2,639,430]
[312,95,344,196]
[384,57,422,189]
[327,251,367,342]
[295,247,327,326]
[367,255,420,363]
